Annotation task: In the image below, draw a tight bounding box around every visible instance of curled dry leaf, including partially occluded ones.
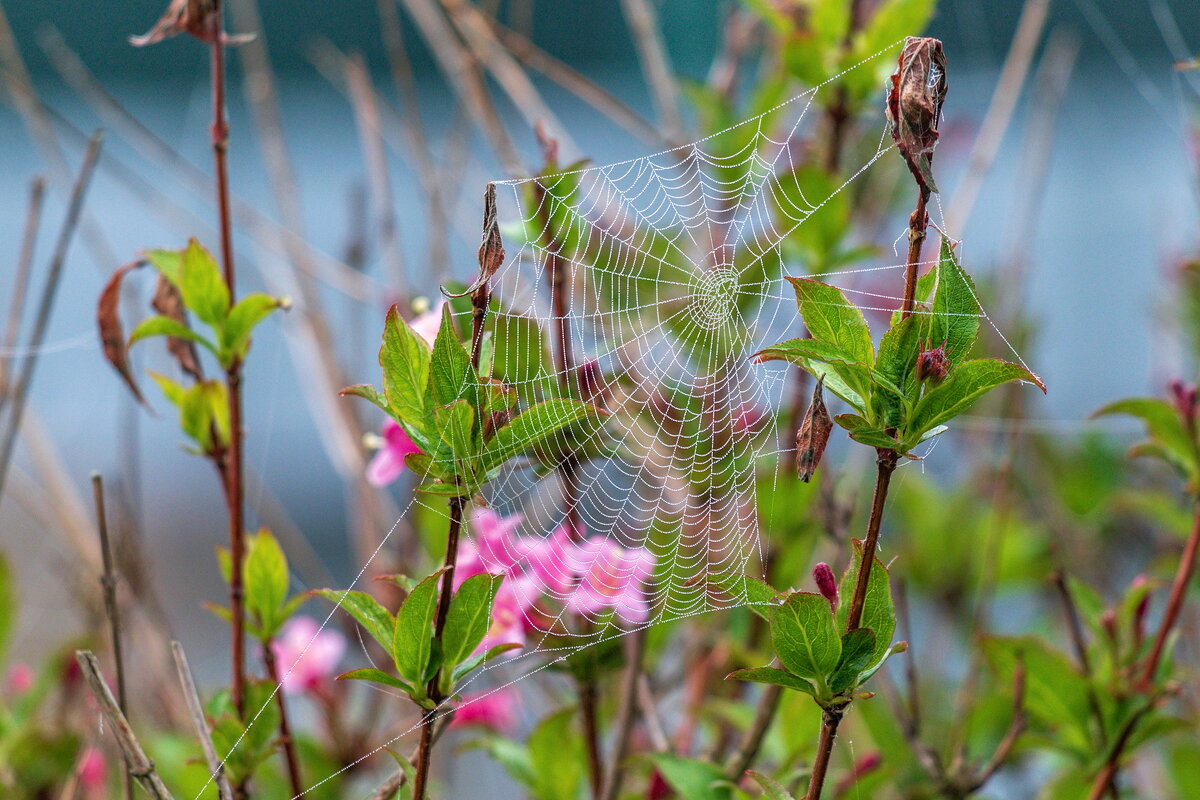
[151,273,203,380]
[97,260,147,405]
[796,376,833,482]
[129,0,254,47]
[886,36,948,194]
[445,182,505,298]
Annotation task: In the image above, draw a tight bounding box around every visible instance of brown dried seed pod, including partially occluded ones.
[886,36,948,194]
[796,376,833,483]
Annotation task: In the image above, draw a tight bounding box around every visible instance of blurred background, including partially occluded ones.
[1,1,1200,795]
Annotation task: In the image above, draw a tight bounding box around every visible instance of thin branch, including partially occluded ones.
[76,651,176,800]
[0,132,102,508]
[967,657,1027,792]
[724,682,784,780]
[91,472,133,800]
[636,674,671,753]
[171,642,235,800]
[263,642,306,796]
[945,0,1051,233]
[600,628,647,800]
[618,0,684,143]
[367,717,452,800]
[1139,500,1200,689]
[0,177,45,401]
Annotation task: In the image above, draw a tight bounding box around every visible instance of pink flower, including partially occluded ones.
[77,747,106,792]
[478,578,534,656]
[451,688,519,734]
[6,663,33,695]
[269,616,347,694]
[366,420,424,487]
[519,523,577,596]
[455,508,526,587]
[566,537,656,623]
[410,300,446,346]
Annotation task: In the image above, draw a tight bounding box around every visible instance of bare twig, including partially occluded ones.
[76,651,176,800]
[0,178,45,400]
[486,15,661,145]
[967,658,1027,792]
[636,674,671,753]
[263,642,306,796]
[91,472,133,800]
[600,628,647,800]
[619,0,684,143]
[0,132,102,507]
[171,641,235,800]
[945,0,1051,233]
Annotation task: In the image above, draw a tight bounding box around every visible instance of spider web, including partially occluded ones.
[200,39,1030,799]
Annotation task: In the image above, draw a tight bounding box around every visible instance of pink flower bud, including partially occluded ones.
[6,663,33,695]
[915,341,950,385]
[813,562,838,611]
[1170,379,1197,426]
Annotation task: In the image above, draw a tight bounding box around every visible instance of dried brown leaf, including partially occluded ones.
[886,37,948,194]
[796,376,832,482]
[151,273,203,380]
[97,261,147,404]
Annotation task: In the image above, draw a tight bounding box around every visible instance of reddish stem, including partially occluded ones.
[1139,502,1200,689]
[263,644,305,797]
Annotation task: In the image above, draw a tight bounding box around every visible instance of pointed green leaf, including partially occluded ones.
[835,542,895,668]
[702,571,783,619]
[785,277,874,366]
[244,530,289,639]
[835,415,900,451]
[726,666,817,696]
[392,571,441,685]
[339,384,388,412]
[1094,397,1198,479]
[433,399,477,463]
[128,315,218,356]
[430,303,477,408]
[926,240,980,365]
[769,592,841,681]
[753,337,874,404]
[315,589,394,653]
[337,668,415,693]
[528,709,584,800]
[179,238,230,326]
[829,628,877,693]
[380,305,432,450]
[909,359,1046,437]
[442,573,503,672]
[647,754,732,800]
[482,399,605,472]
[222,293,283,363]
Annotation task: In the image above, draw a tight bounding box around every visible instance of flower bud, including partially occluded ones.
[1169,379,1197,427]
[915,341,950,385]
[886,37,948,194]
[796,377,832,483]
[813,562,838,611]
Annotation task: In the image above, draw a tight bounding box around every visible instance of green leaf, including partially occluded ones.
[433,399,477,464]
[769,592,842,682]
[442,573,503,674]
[244,530,289,640]
[746,770,796,800]
[528,709,584,800]
[392,571,442,686]
[647,754,732,800]
[380,305,433,449]
[128,315,217,356]
[179,238,230,326]
[415,481,470,497]
[984,636,1092,751]
[927,240,980,365]
[1094,397,1199,480]
[726,666,818,697]
[430,302,477,408]
[834,541,895,668]
[452,643,524,682]
[339,383,388,412]
[908,358,1046,437]
[222,293,283,364]
[144,248,183,284]
[337,668,414,694]
[753,337,874,404]
[482,398,605,472]
[785,278,874,366]
[315,589,394,653]
[873,313,923,414]
[829,628,877,693]
[835,414,900,451]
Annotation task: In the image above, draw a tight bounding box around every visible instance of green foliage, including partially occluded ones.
[345,302,608,496]
[475,708,585,800]
[728,544,901,709]
[756,242,1045,455]
[207,680,281,783]
[1094,396,1200,487]
[210,529,304,643]
[319,569,513,707]
[647,754,733,800]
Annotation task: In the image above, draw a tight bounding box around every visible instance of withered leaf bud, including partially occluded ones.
[796,376,833,483]
[886,37,947,194]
